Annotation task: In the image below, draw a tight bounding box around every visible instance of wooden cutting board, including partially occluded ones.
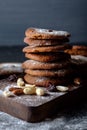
[0,58,87,123]
[0,78,87,123]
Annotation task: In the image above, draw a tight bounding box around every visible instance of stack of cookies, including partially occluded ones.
[22,28,73,87]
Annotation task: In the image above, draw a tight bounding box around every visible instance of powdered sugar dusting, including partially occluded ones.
[35,28,70,36]
[13,91,63,106]
[0,63,23,75]
[0,90,3,95]
[35,76,49,84]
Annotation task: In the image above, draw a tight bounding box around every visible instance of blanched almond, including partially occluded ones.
[74,78,81,85]
[17,78,25,87]
[36,88,45,96]
[23,87,36,95]
[25,84,36,87]
[3,91,15,97]
[56,85,69,92]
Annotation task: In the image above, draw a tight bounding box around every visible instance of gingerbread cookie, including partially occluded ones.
[65,45,87,56]
[0,63,23,76]
[25,52,71,62]
[65,50,87,56]
[23,43,72,53]
[72,45,87,50]
[25,68,73,77]
[70,56,87,78]
[22,60,70,70]
[24,37,69,46]
[25,28,71,40]
[71,56,87,68]
[24,74,71,87]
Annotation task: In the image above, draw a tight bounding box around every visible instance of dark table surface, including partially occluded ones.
[0,45,87,130]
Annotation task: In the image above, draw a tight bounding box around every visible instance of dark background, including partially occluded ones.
[0,0,87,46]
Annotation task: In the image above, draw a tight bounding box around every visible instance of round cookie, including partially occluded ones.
[25,28,71,40]
[23,43,72,53]
[65,49,87,56]
[72,45,87,50]
[71,55,87,62]
[0,63,23,76]
[71,56,87,68]
[24,37,69,47]
[70,56,87,77]
[24,74,71,87]
[25,52,71,62]
[25,68,73,77]
[22,60,71,70]
[65,45,87,56]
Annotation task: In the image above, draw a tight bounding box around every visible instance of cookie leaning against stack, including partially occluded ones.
[65,45,87,57]
[22,27,73,87]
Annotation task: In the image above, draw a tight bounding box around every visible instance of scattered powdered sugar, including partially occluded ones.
[13,91,62,106]
[4,85,18,91]
[36,77,46,83]
[35,28,70,36]
[0,63,23,74]
[4,85,11,91]
[0,90,3,95]
[0,63,22,69]
[30,60,39,65]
